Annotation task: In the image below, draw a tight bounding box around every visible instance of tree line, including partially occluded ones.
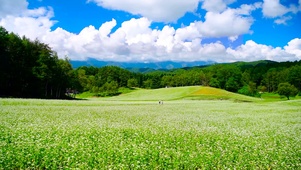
[71,58,301,99]
[0,27,74,99]
[1,26,300,99]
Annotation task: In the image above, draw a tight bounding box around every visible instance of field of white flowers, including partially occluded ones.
[0,98,300,169]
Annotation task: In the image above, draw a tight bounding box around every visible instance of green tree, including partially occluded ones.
[0,27,74,99]
[288,65,301,91]
[216,65,241,89]
[238,82,258,97]
[209,78,220,88]
[161,75,173,87]
[0,27,9,96]
[186,70,201,86]
[248,81,257,96]
[241,71,251,85]
[143,79,153,89]
[201,72,212,86]
[101,81,119,96]
[54,56,74,98]
[76,68,89,91]
[225,77,240,92]
[277,82,298,100]
[263,68,281,92]
[127,78,138,88]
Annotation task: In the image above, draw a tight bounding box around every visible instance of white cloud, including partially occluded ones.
[0,0,28,17]
[2,12,300,62]
[235,2,262,15]
[274,16,292,25]
[99,19,117,37]
[262,0,290,18]
[262,0,299,24]
[87,0,200,22]
[284,38,301,59]
[0,1,300,63]
[45,16,299,62]
[115,17,153,45]
[0,7,55,40]
[226,40,298,62]
[173,3,260,41]
[155,26,176,53]
[196,8,253,38]
[201,0,228,12]
[175,23,201,42]
[201,0,237,12]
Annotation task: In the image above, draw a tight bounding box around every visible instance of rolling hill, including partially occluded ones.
[105,86,260,102]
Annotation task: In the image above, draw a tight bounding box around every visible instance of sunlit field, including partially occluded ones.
[0,87,300,169]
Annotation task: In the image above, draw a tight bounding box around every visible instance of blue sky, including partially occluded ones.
[0,0,301,62]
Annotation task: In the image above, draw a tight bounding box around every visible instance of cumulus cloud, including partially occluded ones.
[196,9,253,38]
[201,0,237,12]
[262,0,291,18]
[42,17,300,62]
[284,38,301,59]
[174,3,260,40]
[87,0,200,22]
[262,0,300,24]
[2,13,300,62]
[0,6,55,40]
[227,41,280,61]
[0,0,28,17]
[175,23,201,42]
[201,0,228,12]
[226,40,301,62]
[0,0,300,63]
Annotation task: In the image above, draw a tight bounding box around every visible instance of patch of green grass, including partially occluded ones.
[0,98,300,169]
[260,92,300,102]
[186,86,260,102]
[118,87,137,94]
[78,86,262,102]
[108,86,201,101]
[78,86,300,103]
[107,86,260,102]
[76,91,95,98]
[77,88,136,99]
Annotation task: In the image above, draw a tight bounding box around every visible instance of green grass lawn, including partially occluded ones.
[1,87,301,169]
[260,92,301,101]
[84,86,261,102]
[107,86,201,101]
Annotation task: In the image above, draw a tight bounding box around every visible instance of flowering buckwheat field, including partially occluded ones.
[0,98,300,169]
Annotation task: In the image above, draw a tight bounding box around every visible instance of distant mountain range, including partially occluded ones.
[70,58,215,71]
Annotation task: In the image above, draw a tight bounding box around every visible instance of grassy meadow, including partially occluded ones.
[0,86,301,169]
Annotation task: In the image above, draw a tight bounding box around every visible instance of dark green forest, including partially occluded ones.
[1,26,301,99]
[0,27,74,99]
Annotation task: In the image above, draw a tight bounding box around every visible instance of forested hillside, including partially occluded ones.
[1,26,301,99]
[73,60,301,98]
[0,27,74,98]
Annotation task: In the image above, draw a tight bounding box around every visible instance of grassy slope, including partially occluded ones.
[103,86,260,102]
[105,86,299,102]
[186,86,260,102]
[107,86,201,101]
